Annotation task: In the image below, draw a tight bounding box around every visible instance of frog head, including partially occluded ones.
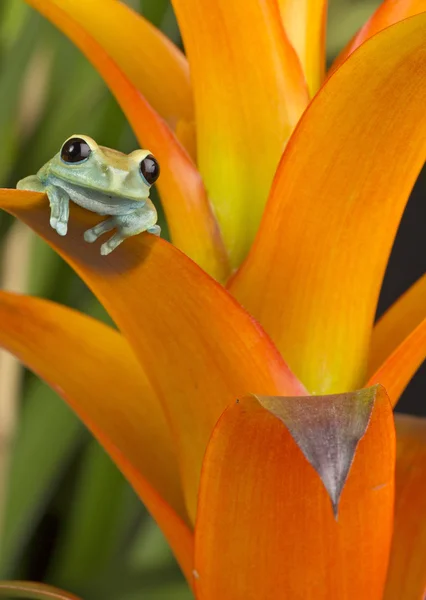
[46,135,160,201]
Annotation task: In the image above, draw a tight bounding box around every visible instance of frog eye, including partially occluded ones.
[140,155,160,185]
[61,137,91,163]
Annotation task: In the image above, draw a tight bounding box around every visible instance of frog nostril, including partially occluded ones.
[61,138,91,164]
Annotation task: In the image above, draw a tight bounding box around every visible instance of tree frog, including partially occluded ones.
[17,135,161,255]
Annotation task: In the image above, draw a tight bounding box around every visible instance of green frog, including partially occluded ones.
[17,135,161,255]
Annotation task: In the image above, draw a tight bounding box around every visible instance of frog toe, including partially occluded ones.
[84,229,98,243]
[56,222,68,236]
[84,218,115,244]
[100,244,113,256]
[100,233,125,256]
[147,225,161,237]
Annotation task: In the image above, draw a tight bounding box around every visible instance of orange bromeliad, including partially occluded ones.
[0,0,425,598]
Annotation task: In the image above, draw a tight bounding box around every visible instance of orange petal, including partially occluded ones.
[194,386,395,599]
[383,413,426,600]
[278,0,327,95]
[0,581,81,599]
[331,0,426,72]
[369,274,426,375]
[26,0,193,127]
[230,14,426,394]
[0,289,193,581]
[367,276,426,406]
[368,320,426,407]
[0,189,305,523]
[175,118,197,165]
[171,0,309,267]
[27,1,229,281]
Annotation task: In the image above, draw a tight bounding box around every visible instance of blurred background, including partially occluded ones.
[0,0,424,598]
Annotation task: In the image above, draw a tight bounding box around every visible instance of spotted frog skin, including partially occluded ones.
[17,135,161,255]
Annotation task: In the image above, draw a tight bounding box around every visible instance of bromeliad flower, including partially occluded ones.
[0,0,425,598]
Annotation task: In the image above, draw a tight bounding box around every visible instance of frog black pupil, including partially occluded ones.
[61,138,91,163]
[140,155,159,185]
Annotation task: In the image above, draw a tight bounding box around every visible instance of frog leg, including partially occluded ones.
[16,175,45,192]
[17,177,69,236]
[83,217,116,244]
[94,203,160,256]
[45,185,69,236]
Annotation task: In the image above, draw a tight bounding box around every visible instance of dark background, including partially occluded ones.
[377,167,425,416]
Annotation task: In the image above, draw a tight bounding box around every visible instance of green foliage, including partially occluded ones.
[0,380,85,579]
[327,0,381,60]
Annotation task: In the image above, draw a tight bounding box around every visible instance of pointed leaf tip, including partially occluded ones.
[257,386,378,516]
[195,387,395,599]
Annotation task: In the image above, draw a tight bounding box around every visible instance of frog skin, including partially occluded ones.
[17,135,161,255]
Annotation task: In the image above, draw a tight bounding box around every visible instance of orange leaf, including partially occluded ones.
[194,386,395,599]
[27,1,229,281]
[383,413,426,600]
[230,14,426,394]
[367,275,426,405]
[278,0,327,95]
[26,0,193,127]
[171,0,308,267]
[0,290,193,581]
[331,0,426,73]
[0,581,81,600]
[369,274,426,375]
[0,189,305,523]
[368,321,426,407]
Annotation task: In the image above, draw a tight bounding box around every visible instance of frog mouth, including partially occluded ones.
[49,175,149,203]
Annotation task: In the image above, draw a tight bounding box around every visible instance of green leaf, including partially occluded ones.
[128,518,176,571]
[139,0,169,28]
[327,1,381,60]
[48,441,140,590]
[0,10,42,186]
[122,582,193,600]
[27,236,65,299]
[0,0,30,50]
[0,380,84,577]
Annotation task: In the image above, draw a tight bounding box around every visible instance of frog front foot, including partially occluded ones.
[46,185,69,236]
[17,176,70,237]
[84,207,160,256]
